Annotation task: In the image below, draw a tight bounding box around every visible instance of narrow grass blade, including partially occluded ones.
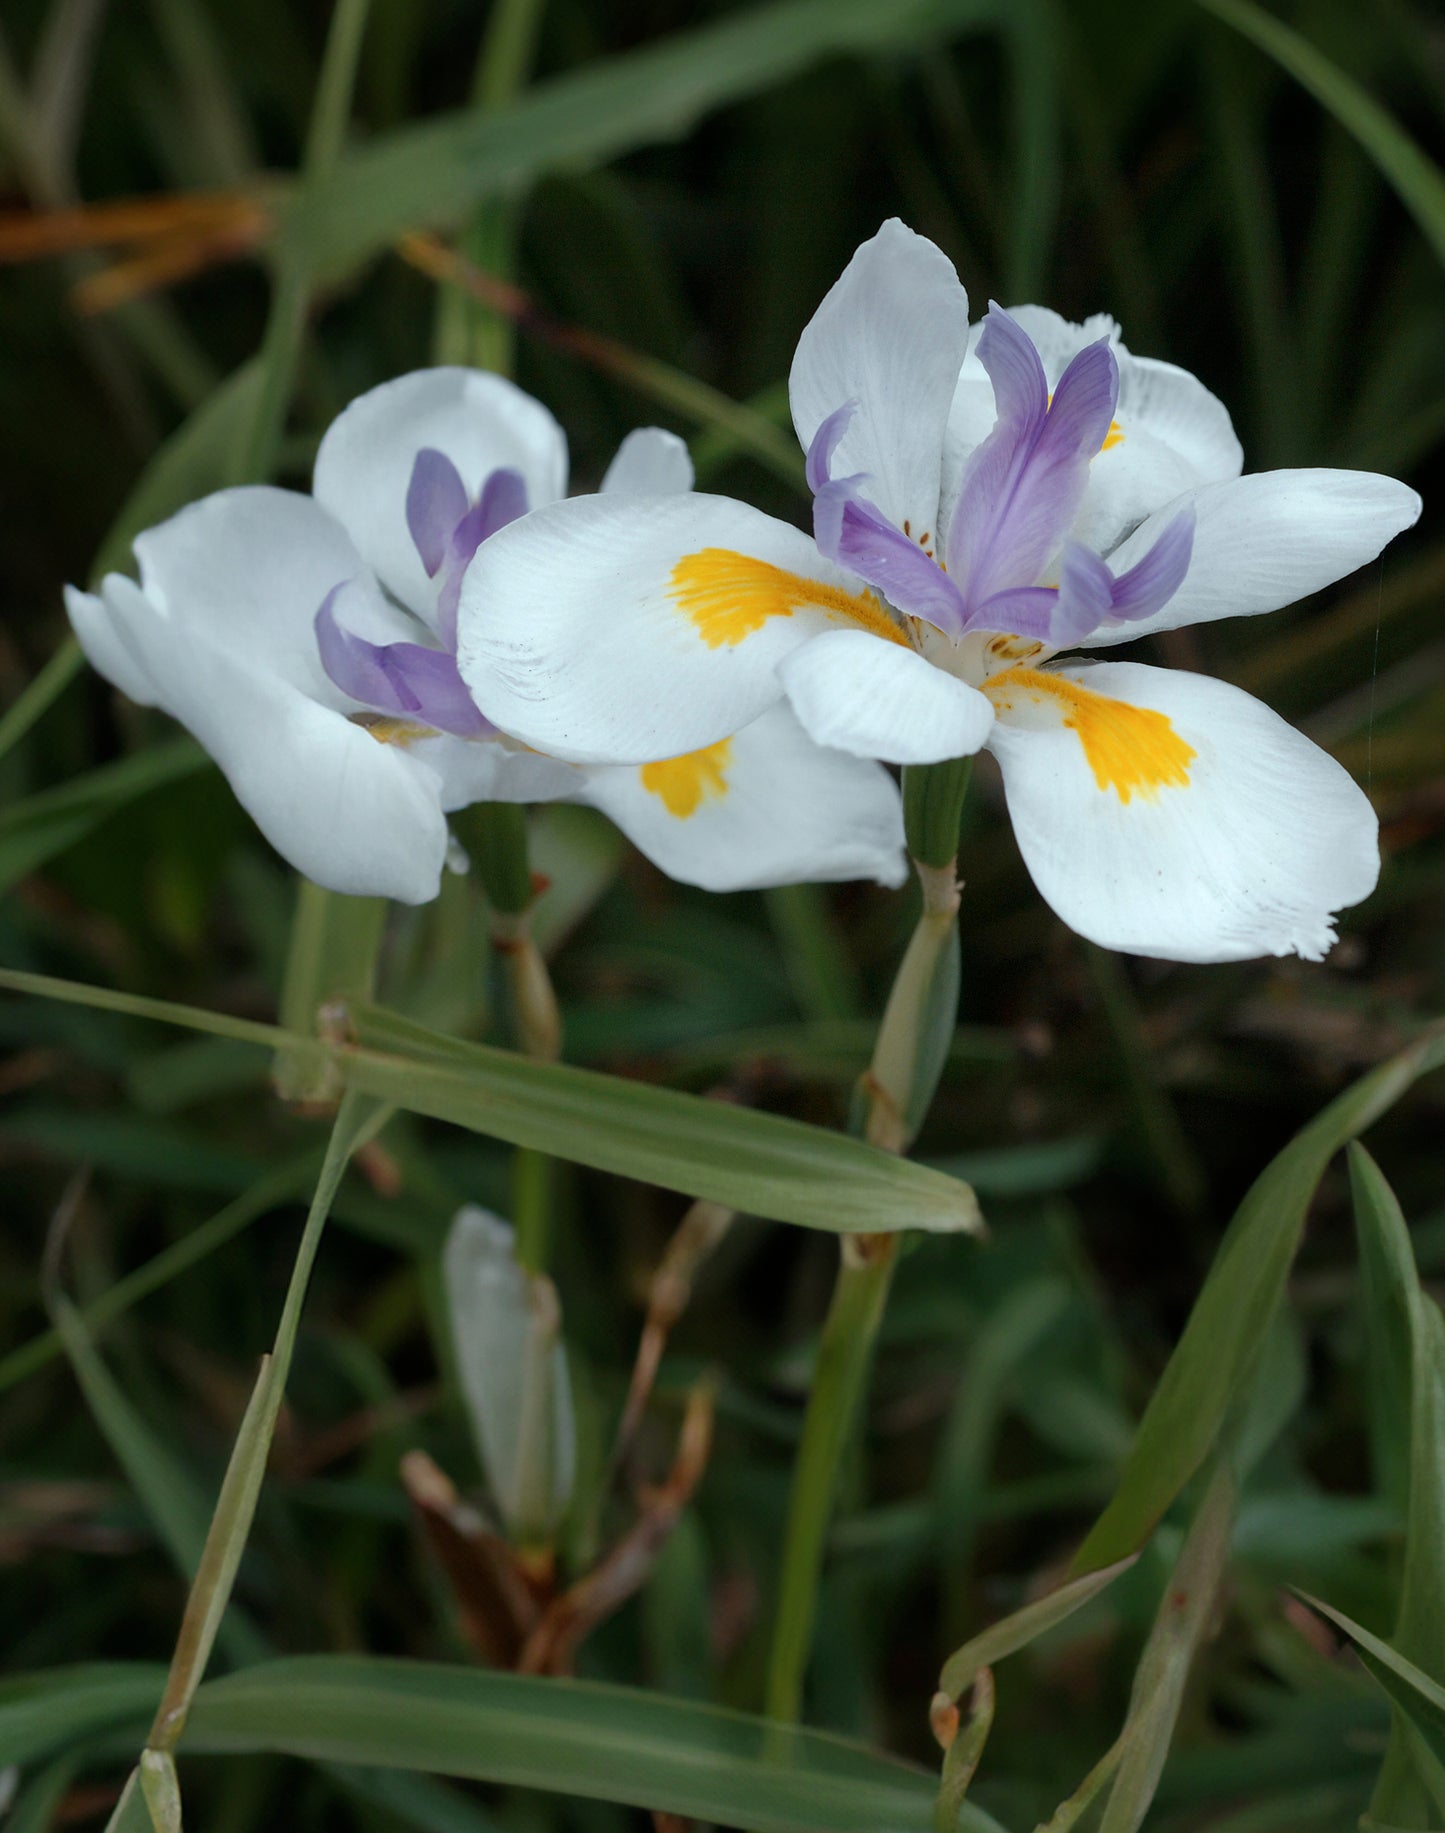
[1073,1025,1445,1573]
[1199,0,1445,269]
[344,1004,981,1237]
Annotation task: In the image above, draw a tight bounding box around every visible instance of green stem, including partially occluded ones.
[765,771,968,1722]
[764,1231,899,1724]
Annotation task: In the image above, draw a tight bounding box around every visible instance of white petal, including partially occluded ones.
[777,629,994,765]
[458,491,907,764]
[133,486,412,704]
[424,735,582,812]
[314,369,569,619]
[1079,468,1422,647]
[64,582,159,707]
[601,427,694,496]
[579,702,907,891]
[987,658,1378,962]
[789,219,967,535]
[97,573,448,902]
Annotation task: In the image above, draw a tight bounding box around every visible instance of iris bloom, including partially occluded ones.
[66,370,905,903]
[459,222,1421,962]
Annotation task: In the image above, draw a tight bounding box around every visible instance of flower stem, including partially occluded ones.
[765,773,968,1723]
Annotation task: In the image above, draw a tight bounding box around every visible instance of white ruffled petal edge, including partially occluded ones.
[987,658,1379,962]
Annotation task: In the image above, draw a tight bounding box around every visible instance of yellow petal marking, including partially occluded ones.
[985,667,1195,805]
[351,712,437,747]
[670,548,908,649]
[640,737,733,819]
[1101,418,1124,451]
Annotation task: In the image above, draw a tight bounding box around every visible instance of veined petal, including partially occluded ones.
[947,307,1118,611]
[580,702,907,891]
[64,582,159,707]
[789,219,967,536]
[457,492,907,764]
[1077,469,1423,647]
[601,427,694,496]
[813,478,967,632]
[93,576,449,902]
[315,586,492,737]
[777,628,994,765]
[314,368,568,621]
[986,659,1378,962]
[132,486,414,706]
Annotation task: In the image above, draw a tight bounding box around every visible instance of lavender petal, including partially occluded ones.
[805,401,856,494]
[814,481,968,635]
[316,585,493,738]
[1107,507,1196,623]
[436,467,530,649]
[948,305,1119,621]
[406,449,470,579]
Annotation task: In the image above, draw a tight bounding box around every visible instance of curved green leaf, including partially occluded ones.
[342,1005,982,1237]
[1074,1025,1445,1573]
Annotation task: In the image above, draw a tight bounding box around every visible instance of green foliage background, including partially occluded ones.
[1,0,1444,1826]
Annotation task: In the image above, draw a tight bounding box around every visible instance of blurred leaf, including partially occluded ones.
[1074,1025,1445,1574]
[1300,1595,1445,1792]
[0,1664,169,1766]
[1349,1145,1445,1825]
[938,1552,1138,1702]
[344,1004,982,1237]
[0,737,206,894]
[283,0,1004,282]
[1199,0,1445,269]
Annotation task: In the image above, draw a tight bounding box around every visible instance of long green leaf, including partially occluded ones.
[1073,1026,1445,1572]
[343,1004,981,1236]
[1198,0,1445,269]
[1300,1595,1445,1771]
[281,0,1000,281]
[0,1664,169,1766]
[185,1656,1005,1833]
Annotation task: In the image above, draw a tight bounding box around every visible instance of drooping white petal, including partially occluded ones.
[789,219,968,537]
[601,426,694,496]
[132,486,414,704]
[314,369,569,620]
[93,576,449,902]
[1077,469,1423,647]
[458,491,906,764]
[64,583,159,707]
[777,629,994,765]
[986,658,1378,962]
[579,702,907,891]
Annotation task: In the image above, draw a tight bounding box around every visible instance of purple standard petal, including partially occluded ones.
[1105,507,1196,623]
[406,449,470,578]
[814,480,968,633]
[947,305,1119,617]
[316,585,494,739]
[805,401,856,494]
[436,466,530,650]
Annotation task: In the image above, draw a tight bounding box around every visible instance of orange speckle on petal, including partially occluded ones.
[670,548,906,649]
[640,738,733,818]
[986,667,1195,804]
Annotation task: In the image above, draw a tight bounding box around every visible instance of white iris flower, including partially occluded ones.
[457,221,1422,963]
[66,370,907,904]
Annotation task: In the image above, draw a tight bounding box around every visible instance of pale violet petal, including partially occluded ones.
[777,629,994,765]
[578,701,906,891]
[789,219,968,538]
[1077,469,1423,647]
[987,659,1378,962]
[314,369,569,621]
[458,491,905,765]
[601,427,694,496]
